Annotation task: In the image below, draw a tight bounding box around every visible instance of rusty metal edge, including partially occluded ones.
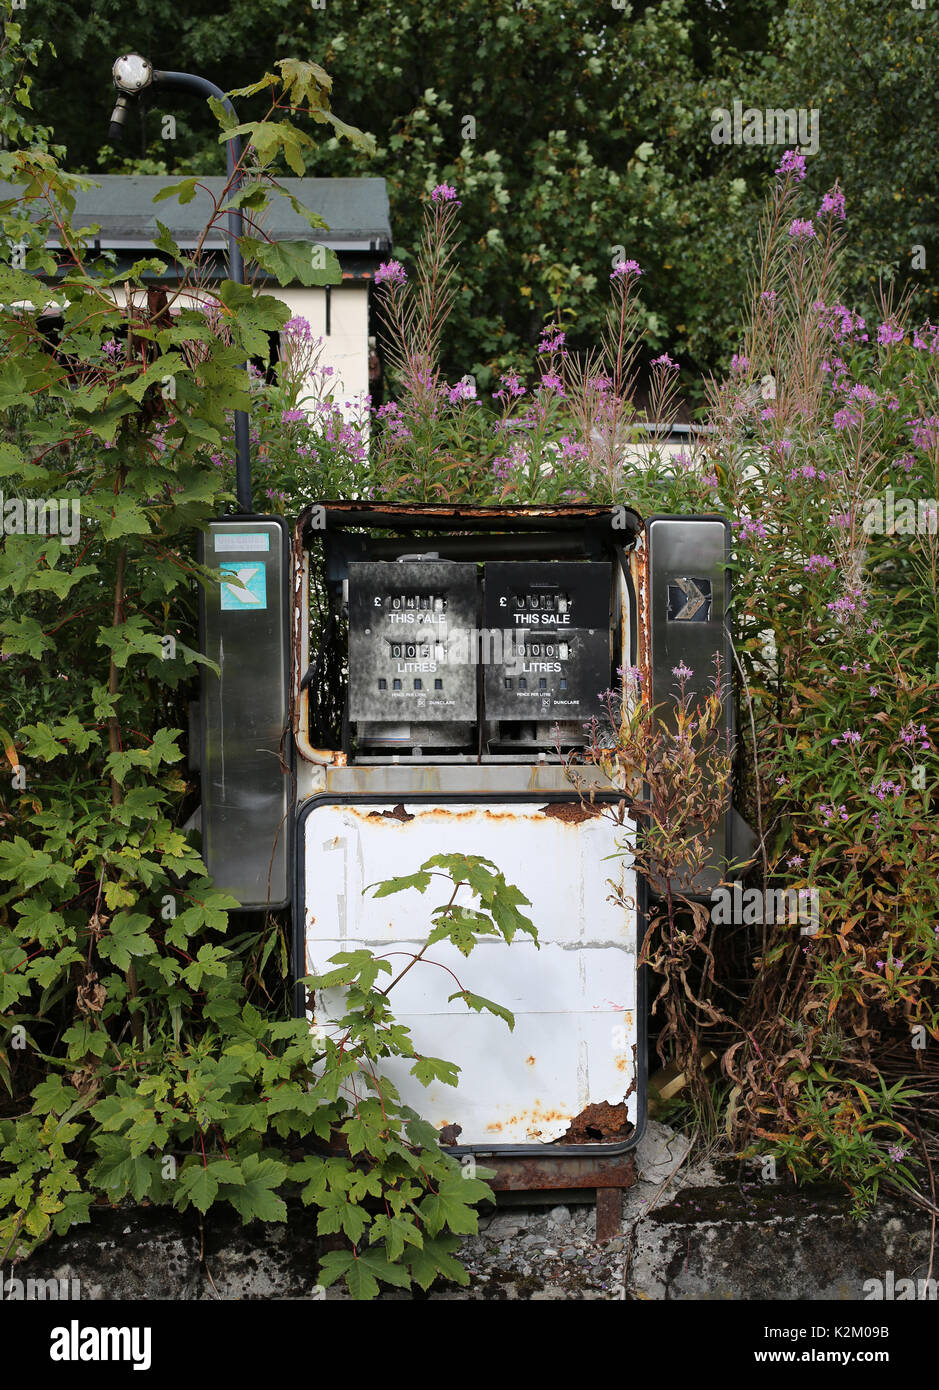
[296,500,643,538]
[483,1152,636,1192]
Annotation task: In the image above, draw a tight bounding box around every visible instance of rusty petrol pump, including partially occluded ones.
[195,502,738,1238]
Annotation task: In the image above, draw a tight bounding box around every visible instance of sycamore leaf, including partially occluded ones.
[225,1154,288,1224]
[317,1249,409,1300]
[404,1235,470,1291]
[411,1054,460,1088]
[152,178,200,206]
[240,237,341,288]
[417,1182,481,1237]
[448,989,516,1031]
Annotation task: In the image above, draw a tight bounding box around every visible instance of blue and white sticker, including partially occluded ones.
[220,561,267,610]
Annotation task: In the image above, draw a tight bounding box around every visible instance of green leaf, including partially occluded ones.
[448,990,515,1031]
[152,178,200,206]
[405,1235,470,1291]
[225,1154,287,1224]
[240,237,341,288]
[370,1213,424,1263]
[318,1248,409,1300]
[411,1054,460,1087]
[417,1179,481,1237]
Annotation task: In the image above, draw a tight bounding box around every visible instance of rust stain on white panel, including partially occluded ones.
[303,801,637,1146]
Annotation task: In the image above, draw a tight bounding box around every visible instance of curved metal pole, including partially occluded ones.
[151,70,252,512]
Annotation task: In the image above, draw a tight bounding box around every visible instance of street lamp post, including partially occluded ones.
[109,54,253,512]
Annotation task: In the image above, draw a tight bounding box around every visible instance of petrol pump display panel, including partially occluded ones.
[347,561,478,727]
[482,561,612,724]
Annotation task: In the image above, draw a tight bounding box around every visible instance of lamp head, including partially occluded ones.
[112,54,153,94]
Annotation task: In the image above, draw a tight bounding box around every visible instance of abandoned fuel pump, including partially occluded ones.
[195,503,744,1232]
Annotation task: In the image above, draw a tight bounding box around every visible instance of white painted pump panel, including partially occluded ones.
[301,800,639,1148]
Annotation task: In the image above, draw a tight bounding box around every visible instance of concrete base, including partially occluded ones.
[9,1124,933,1301]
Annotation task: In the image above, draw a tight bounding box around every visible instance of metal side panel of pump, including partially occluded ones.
[295,791,645,1154]
[644,514,735,893]
[198,516,292,908]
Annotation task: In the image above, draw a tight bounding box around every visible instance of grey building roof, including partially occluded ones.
[3,175,391,283]
[54,175,392,254]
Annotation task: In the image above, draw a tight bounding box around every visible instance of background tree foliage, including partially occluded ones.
[12,0,937,392]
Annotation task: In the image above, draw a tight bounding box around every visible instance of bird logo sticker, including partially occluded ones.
[220,562,267,611]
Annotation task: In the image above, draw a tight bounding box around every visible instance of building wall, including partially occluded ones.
[107,282,372,422]
[274,284,370,420]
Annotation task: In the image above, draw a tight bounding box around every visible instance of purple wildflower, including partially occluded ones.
[819,186,846,221]
[374,260,407,287]
[776,149,806,181]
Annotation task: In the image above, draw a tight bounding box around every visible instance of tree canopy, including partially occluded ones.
[10,0,937,389]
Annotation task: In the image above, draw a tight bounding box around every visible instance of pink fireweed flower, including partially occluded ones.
[537,373,565,396]
[431,183,461,205]
[493,372,526,401]
[803,555,835,572]
[909,415,939,450]
[557,434,588,462]
[870,778,901,801]
[776,149,807,180]
[672,662,693,681]
[538,325,567,354]
[374,259,407,287]
[819,186,846,220]
[610,259,641,280]
[447,378,477,404]
[849,383,877,405]
[787,854,805,868]
[651,352,679,370]
[492,441,527,481]
[733,518,768,542]
[281,409,306,423]
[282,315,313,341]
[833,407,861,431]
[900,721,932,749]
[730,353,749,375]
[788,218,816,239]
[877,321,904,347]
